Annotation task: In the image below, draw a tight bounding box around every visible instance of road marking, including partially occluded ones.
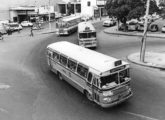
[122,111,160,120]
[0,83,10,90]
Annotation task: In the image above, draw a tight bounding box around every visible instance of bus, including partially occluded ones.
[46,41,133,107]
[55,15,81,35]
[78,22,97,48]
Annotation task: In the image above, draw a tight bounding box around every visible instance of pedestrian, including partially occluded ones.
[18,28,20,33]
[30,26,33,37]
[0,32,3,41]
[7,28,12,35]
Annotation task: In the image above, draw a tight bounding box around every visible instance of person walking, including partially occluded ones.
[18,28,20,33]
[29,26,33,37]
[0,32,3,40]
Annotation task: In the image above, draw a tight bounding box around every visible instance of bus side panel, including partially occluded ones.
[51,60,59,74]
[56,63,86,93]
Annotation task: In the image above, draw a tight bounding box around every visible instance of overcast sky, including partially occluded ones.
[0,0,58,10]
[0,0,159,10]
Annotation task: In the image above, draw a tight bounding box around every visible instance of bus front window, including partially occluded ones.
[100,73,118,89]
[89,32,96,38]
[79,33,88,39]
[58,22,67,28]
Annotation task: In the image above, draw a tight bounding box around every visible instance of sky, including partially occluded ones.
[0,0,60,10]
[0,0,160,10]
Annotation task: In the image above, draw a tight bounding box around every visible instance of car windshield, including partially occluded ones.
[9,24,18,27]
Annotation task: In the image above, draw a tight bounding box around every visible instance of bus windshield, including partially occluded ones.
[100,69,129,89]
[79,32,96,39]
[100,73,118,89]
[56,22,67,28]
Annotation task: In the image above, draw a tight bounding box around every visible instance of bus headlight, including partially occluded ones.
[103,91,113,96]
[103,97,112,102]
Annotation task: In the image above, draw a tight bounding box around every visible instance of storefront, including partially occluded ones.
[81,0,107,18]
[10,6,55,23]
[57,1,81,16]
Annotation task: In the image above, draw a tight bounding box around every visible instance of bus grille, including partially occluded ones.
[113,86,127,95]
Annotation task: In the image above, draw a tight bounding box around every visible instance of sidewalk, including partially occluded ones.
[104,26,165,70]
[3,21,57,38]
[104,26,165,38]
[127,52,165,70]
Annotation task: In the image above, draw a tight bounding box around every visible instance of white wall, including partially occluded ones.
[81,0,96,17]
[9,11,17,21]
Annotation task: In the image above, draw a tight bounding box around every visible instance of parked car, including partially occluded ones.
[0,23,7,34]
[150,24,158,32]
[21,21,33,27]
[103,18,116,27]
[137,23,144,31]
[127,21,138,31]
[119,23,128,31]
[161,25,165,33]
[8,22,22,31]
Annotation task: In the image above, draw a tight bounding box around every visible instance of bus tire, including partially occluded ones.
[85,90,93,101]
[57,72,63,80]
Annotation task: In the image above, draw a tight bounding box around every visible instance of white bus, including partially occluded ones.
[46,41,132,107]
[55,15,81,35]
[78,22,97,48]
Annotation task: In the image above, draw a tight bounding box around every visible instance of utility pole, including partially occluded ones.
[48,0,51,30]
[140,0,150,62]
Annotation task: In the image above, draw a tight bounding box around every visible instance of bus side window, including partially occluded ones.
[87,72,93,83]
[48,51,52,58]
[53,52,59,61]
[59,55,68,66]
[93,77,98,87]
[68,59,77,72]
[77,64,88,78]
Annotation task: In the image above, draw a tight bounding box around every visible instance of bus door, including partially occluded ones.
[47,50,53,69]
[92,76,100,102]
[87,72,99,102]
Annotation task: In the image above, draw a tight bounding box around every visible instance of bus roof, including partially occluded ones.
[78,22,95,32]
[62,15,81,22]
[47,41,128,74]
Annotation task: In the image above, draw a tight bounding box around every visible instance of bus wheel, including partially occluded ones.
[58,72,63,80]
[85,91,93,101]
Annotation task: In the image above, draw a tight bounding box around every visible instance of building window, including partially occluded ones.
[87,1,91,6]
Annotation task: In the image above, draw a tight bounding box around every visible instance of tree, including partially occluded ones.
[159,1,165,19]
[105,0,159,30]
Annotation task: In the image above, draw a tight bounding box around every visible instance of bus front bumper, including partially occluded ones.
[99,91,133,108]
[79,42,97,48]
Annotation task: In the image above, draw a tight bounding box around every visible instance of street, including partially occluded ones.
[0,22,165,120]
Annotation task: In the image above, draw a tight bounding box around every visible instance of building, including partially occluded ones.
[0,0,61,21]
[81,0,107,18]
[9,6,55,23]
[57,0,81,15]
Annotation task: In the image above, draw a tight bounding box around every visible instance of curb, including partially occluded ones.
[3,30,56,38]
[104,28,165,39]
[127,53,165,70]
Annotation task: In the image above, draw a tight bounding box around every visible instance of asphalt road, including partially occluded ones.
[0,22,165,120]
